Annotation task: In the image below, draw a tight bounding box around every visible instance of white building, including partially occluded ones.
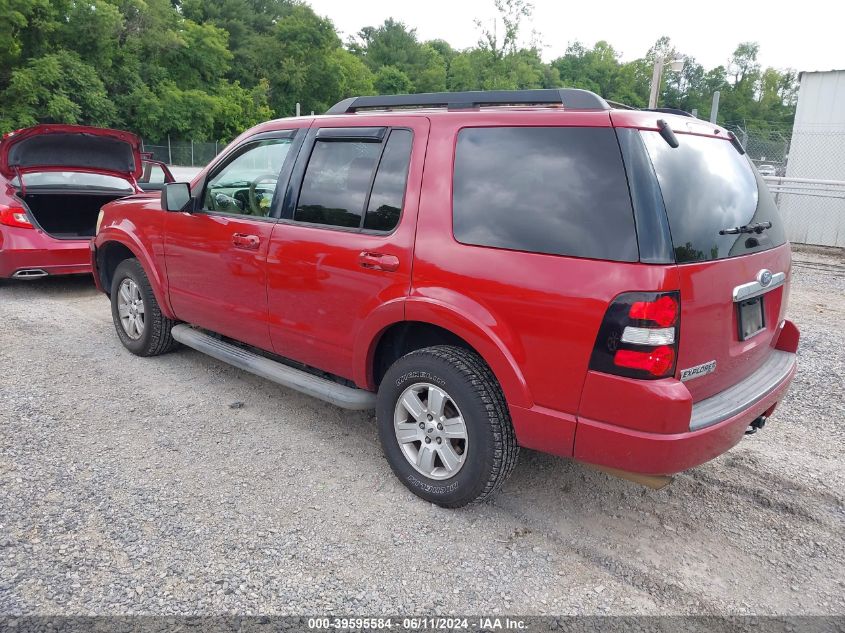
[778,69,845,247]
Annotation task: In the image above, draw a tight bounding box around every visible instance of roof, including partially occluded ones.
[798,69,845,79]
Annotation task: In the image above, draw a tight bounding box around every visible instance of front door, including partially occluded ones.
[164,132,296,350]
[266,117,429,382]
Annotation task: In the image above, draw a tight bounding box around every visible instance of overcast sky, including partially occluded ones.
[308,0,845,73]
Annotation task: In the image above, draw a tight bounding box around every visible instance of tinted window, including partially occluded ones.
[295,140,381,228]
[364,129,413,231]
[452,127,637,261]
[204,138,291,217]
[641,131,786,263]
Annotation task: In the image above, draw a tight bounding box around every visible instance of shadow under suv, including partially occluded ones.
[91,89,799,507]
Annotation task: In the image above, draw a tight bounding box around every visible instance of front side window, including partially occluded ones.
[203,137,292,217]
[452,127,638,261]
[295,129,413,232]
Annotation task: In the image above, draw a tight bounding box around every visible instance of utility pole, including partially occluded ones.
[649,57,684,109]
[710,91,720,123]
[648,56,664,109]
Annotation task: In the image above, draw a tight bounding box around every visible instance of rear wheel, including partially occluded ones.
[110,258,177,356]
[376,345,518,507]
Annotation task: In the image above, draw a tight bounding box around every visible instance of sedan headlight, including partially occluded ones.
[95,209,104,235]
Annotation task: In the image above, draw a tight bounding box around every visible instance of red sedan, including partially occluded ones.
[0,124,171,279]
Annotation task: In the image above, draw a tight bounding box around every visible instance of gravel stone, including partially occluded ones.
[0,245,843,616]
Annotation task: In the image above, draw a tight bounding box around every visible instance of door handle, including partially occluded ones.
[232,233,260,250]
[359,251,400,272]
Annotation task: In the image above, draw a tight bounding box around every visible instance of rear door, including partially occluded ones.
[638,128,791,401]
[164,131,297,350]
[265,116,428,381]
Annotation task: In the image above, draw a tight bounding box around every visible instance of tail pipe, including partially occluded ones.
[12,269,48,279]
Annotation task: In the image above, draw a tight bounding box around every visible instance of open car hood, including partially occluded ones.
[0,124,143,180]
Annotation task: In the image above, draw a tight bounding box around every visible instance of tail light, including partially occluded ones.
[0,204,33,229]
[589,291,680,379]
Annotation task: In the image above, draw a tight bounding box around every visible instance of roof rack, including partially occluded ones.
[605,100,638,110]
[325,88,609,115]
[643,107,696,118]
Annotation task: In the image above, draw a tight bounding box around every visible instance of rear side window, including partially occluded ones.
[452,127,638,261]
[295,129,413,232]
[641,131,786,263]
[364,130,413,231]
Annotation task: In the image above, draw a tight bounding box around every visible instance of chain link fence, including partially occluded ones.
[141,139,223,167]
[727,124,845,248]
[727,125,792,177]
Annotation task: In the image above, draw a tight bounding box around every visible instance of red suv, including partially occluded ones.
[0,124,172,279]
[91,89,799,507]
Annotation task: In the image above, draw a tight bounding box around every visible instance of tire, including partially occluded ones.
[110,258,177,357]
[376,345,518,508]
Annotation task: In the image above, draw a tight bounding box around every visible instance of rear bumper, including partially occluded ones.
[0,228,91,278]
[90,241,104,291]
[573,350,796,475]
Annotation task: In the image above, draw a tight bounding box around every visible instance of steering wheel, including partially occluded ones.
[248,173,279,215]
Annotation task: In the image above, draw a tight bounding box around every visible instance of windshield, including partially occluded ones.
[641,131,786,263]
[13,171,134,192]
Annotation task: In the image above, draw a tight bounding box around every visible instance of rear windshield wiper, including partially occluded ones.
[719,221,772,235]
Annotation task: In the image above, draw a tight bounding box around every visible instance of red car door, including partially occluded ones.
[266,116,429,382]
[164,131,300,350]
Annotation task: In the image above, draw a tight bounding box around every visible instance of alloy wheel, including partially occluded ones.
[117,278,145,340]
[393,382,468,480]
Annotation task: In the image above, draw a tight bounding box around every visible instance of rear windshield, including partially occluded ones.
[641,131,786,263]
[452,127,638,262]
[13,171,133,192]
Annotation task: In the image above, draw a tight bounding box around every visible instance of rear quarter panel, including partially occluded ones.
[410,112,682,416]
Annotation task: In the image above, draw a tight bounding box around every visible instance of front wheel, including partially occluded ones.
[110,258,177,357]
[376,345,518,507]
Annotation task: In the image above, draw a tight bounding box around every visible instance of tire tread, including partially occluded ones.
[395,344,519,507]
[112,258,178,357]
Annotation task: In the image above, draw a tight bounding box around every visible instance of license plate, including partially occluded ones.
[738,296,765,340]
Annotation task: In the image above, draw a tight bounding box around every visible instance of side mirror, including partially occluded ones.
[162,182,192,212]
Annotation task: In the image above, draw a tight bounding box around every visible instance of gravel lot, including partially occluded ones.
[1,246,843,617]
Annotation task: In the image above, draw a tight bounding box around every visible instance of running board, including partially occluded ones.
[171,325,376,410]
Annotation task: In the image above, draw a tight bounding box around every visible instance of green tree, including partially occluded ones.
[0,0,47,84]
[59,0,123,70]
[351,18,447,93]
[475,0,533,59]
[163,20,233,90]
[0,51,116,130]
[0,0,799,143]
[374,66,413,94]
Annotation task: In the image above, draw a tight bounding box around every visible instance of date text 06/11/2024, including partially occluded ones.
[306,617,528,630]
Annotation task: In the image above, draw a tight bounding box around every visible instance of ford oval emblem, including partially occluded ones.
[757,269,773,286]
